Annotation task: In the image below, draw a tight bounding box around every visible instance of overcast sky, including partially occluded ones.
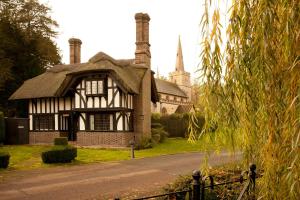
[39,0,206,81]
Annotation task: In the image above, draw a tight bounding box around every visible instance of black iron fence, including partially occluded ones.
[116,164,259,200]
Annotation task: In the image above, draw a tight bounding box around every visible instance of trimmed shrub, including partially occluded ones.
[41,145,77,163]
[54,137,68,146]
[0,112,5,144]
[135,137,153,150]
[0,152,10,168]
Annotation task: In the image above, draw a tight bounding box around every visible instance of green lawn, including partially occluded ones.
[0,138,204,171]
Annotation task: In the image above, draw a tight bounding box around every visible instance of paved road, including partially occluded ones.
[0,152,241,200]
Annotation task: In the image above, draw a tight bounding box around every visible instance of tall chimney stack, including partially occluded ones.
[133,13,152,142]
[135,13,151,66]
[68,38,82,64]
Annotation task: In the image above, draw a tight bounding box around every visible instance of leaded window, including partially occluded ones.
[33,114,54,131]
[89,114,111,131]
[86,80,104,95]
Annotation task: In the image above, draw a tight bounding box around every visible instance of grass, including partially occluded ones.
[0,138,204,171]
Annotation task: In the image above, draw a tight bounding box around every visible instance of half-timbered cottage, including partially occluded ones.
[10,13,159,147]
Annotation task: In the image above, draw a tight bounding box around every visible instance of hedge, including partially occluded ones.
[152,113,205,138]
[54,137,68,145]
[0,152,10,168]
[0,112,5,144]
[41,145,77,163]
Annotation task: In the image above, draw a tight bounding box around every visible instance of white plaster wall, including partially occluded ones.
[55,114,58,130]
[87,97,93,108]
[108,77,112,87]
[116,113,123,131]
[108,89,113,107]
[101,97,106,107]
[29,115,33,130]
[115,91,120,107]
[75,94,80,108]
[79,113,86,130]
[80,90,85,108]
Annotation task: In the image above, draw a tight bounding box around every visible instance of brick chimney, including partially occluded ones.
[135,13,151,66]
[68,38,82,64]
[133,13,151,142]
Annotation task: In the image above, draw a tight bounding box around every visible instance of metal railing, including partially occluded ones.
[116,164,259,200]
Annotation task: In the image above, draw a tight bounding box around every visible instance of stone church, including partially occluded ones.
[151,37,193,115]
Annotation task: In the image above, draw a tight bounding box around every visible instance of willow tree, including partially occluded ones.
[190,0,300,199]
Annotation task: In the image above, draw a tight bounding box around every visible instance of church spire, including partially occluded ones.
[175,36,184,71]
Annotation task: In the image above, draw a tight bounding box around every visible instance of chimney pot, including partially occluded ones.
[69,38,82,64]
[135,13,151,66]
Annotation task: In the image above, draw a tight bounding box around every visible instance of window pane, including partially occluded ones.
[97,81,103,94]
[92,81,97,94]
[86,81,91,94]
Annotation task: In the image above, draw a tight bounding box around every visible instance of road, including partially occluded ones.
[0,152,241,200]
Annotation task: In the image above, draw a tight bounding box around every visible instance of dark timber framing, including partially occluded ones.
[28,72,135,133]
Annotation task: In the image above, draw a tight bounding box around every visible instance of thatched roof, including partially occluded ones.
[155,78,187,97]
[9,52,148,100]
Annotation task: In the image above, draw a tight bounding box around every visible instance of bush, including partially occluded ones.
[151,113,161,121]
[135,137,153,150]
[162,174,192,200]
[0,152,10,168]
[151,126,168,144]
[0,112,5,144]
[41,145,77,163]
[54,137,68,145]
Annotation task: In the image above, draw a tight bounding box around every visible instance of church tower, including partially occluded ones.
[169,36,192,101]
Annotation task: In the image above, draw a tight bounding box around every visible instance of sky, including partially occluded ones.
[39,0,205,81]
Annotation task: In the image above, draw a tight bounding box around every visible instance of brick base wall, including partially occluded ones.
[29,132,60,144]
[77,132,135,147]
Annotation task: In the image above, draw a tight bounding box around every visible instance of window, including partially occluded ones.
[89,114,111,131]
[33,114,54,131]
[86,80,104,95]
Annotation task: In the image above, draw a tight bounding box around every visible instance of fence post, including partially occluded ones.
[192,170,201,200]
[129,139,135,159]
[201,176,205,200]
[248,163,256,197]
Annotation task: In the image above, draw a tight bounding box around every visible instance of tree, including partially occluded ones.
[0,0,61,116]
[190,0,300,199]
